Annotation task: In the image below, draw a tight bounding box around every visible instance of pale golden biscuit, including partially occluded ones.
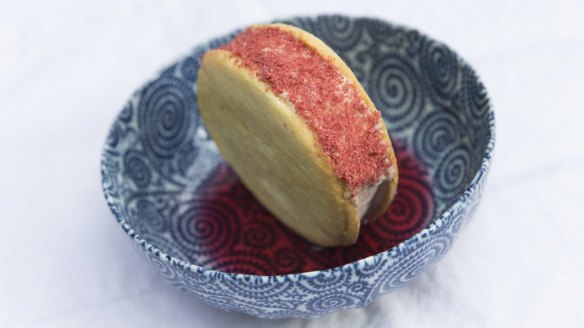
[197,24,398,246]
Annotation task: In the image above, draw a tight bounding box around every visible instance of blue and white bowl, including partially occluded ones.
[101,15,494,319]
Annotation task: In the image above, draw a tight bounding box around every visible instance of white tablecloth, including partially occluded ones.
[1,1,583,327]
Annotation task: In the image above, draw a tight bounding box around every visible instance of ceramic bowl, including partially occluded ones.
[101,15,494,319]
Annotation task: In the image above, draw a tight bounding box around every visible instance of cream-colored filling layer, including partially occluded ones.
[355,165,396,222]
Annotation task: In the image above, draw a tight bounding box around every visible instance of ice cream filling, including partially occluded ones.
[356,166,396,222]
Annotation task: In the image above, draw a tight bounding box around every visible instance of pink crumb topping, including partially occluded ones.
[219,26,392,195]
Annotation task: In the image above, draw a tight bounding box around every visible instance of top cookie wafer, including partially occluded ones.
[197,24,398,246]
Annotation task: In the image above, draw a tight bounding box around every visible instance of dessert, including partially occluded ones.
[197,24,398,246]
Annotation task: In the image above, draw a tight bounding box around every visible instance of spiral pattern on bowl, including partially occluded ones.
[378,235,451,292]
[315,15,362,51]
[136,199,166,232]
[123,150,151,189]
[170,200,238,256]
[434,145,473,201]
[308,293,361,312]
[369,54,425,132]
[420,39,459,105]
[374,176,434,240]
[138,77,196,160]
[414,110,463,166]
[146,252,177,280]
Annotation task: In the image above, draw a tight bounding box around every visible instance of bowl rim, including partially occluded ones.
[100,14,495,283]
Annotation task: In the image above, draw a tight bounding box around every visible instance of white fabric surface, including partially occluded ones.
[1,1,583,327]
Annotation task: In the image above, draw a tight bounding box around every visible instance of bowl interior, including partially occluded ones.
[102,16,491,275]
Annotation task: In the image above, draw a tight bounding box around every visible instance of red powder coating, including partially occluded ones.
[219,27,392,194]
